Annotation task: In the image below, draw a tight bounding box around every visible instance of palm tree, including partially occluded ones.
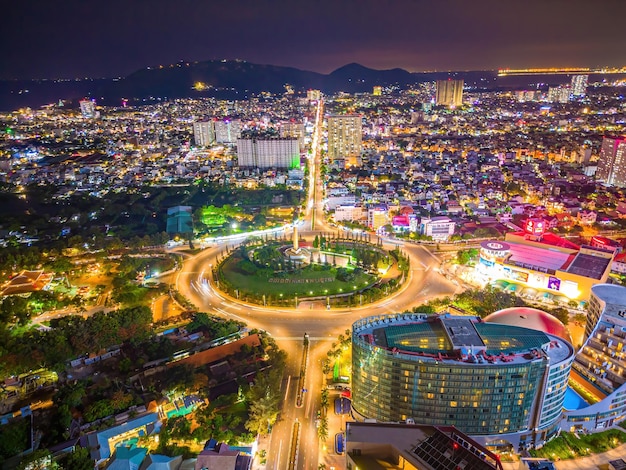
[317,416,329,442]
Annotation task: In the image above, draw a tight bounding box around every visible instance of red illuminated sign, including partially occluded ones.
[525,219,545,236]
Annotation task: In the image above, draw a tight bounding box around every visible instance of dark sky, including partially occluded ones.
[2,0,626,79]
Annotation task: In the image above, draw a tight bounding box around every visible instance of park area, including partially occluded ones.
[219,253,376,299]
[529,429,626,460]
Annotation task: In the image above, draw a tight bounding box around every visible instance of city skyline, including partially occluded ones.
[3,0,626,79]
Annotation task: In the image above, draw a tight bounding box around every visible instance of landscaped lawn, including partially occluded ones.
[529,429,626,460]
[220,256,376,298]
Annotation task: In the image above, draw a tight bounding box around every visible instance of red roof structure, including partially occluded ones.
[484,307,572,344]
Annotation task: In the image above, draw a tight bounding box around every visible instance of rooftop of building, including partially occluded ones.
[609,459,626,470]
[355,314,573,366]
[507,231,581,251]
[565,252,612,279]
[484,307,572,344]
[505,241,572,272]
[346,422,502,470]
[591,284,626,307]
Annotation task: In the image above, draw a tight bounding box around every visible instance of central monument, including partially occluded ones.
[284,225,310,262]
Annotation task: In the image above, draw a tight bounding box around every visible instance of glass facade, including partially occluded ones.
[353,338,545,434]
[352,313,574,444]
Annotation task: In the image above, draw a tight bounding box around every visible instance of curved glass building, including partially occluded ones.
[351,313,575,451]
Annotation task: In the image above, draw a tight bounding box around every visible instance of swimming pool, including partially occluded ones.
[563,387,589,410]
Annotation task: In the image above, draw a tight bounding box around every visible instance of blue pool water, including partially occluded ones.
[563,387,589,410]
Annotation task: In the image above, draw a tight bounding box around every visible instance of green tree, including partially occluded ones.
[550,307,570,325]
[17,450,60,470]
[0,418,30,461]
[59,447,93,470]
[317,416,329,442]
[245,395,280,435]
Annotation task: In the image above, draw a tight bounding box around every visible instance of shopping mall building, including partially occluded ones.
[476,219,615,303]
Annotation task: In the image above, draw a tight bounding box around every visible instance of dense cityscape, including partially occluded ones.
[2,69,626,470]
[4,1,626,469]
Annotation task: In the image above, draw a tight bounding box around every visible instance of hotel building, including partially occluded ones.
[351,312,575,451]
[563,284,626,432]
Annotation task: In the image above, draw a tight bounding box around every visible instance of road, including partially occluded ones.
[173,99,459,469]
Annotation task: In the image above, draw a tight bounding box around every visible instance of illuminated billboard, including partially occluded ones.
[525,218,545,237]
[548,276,561,291]
[504,267,529,283]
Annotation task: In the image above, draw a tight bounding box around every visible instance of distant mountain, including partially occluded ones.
[112,60,327,98]
[0,59,604,111]
[326,63,415,91]
[104,60,427,101]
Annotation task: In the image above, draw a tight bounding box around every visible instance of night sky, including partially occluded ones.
[2,0,626,80]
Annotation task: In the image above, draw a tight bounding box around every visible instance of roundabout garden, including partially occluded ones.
[213,233,409,308]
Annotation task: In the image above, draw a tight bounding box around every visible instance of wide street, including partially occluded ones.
[173,98,459,469]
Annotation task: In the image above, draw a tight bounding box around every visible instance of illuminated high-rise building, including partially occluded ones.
[351,311,575,451]
[372,86,382,96]
[597,137,626,187]
[571,74,589,97]
[214,119,242,144]
[279,122,305,150]
[192,121,215,147]
[435,79,463,107]
[236,137,300,169]
[565,284,626,432]
[307,89,321,102]
[327,115,361,164]
[547,85,571,103]
[79,99,97,118]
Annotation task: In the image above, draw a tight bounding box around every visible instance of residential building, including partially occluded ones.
[576,209,597,226]
[79,99,97,118]
[351,312,575,451]
[420,216,455,240]
[195,442,252,470]
[214,119,242,144]
[436,80,464,107]
[236,138,300,169]
[307,89,321,101]
[334,205,366,223]
[193,121,215,147]
[571,75,589,97]
[327,115,362,165]
[367,204,389,230]
[612,252,626,274]
[547,86,571,103]
[278,122,305,150]
[597,137,626,188]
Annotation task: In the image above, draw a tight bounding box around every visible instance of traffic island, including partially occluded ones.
[212,237,409,308]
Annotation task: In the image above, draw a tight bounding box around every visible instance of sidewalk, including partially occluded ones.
[497,441,626,470]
